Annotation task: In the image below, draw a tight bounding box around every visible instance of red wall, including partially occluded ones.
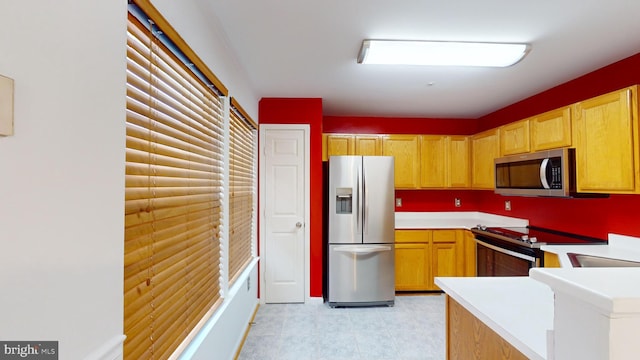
[473,52,640,238]
[394,190,481,212]
[325,52,640,240]
[259,98,324,297]
[324,116,478,135]
[479,52,640,131]
[476,192,639,239]
[260,52,640,298]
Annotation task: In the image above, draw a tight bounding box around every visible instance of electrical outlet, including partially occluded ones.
[505,200,511,211]
[395,198,402,207]
[454,198,461,207]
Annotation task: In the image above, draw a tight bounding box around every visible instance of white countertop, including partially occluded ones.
[395,211,528,229]
[542,233,640,267]
[530,267,640,315]
[435,276,553,360]
[436,233,640,360]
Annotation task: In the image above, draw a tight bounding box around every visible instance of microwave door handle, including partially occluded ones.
[540,158,551,189]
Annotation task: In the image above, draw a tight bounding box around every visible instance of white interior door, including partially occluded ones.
[260,125,309,303]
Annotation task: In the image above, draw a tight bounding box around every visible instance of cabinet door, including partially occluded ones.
[354,135,382,156]
[395,243,430,291]
[573,86,639,193]
[395,229,431,243]
[326,135,354,158]
[382,135,421,189]
[420,135,447,188]
[471,128,500,189]
[431,242,458,290]
[531,107,572,151]
[463,230,476,277]
[448,136,471,188]
[500,119,530,155]
[544,252,561,268]
[431,230,463,290]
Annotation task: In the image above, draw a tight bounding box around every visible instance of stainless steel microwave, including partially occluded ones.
[494,148,575,197]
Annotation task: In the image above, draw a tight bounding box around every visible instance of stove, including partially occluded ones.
[471,225,607,249]
[471,225,606,276]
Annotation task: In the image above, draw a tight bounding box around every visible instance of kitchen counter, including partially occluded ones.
[542,233,640,267]
[435,276,553,360]
[395,211,528,229]
[437,233,640,360]
[530,267,640,314]
[530,266,640,359]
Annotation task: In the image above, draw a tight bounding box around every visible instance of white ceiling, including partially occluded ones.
[195,0,640,119]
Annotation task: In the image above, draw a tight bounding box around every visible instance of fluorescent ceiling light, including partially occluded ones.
[357,39,530,67]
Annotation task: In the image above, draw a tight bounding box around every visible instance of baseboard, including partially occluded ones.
[233,303,260,360]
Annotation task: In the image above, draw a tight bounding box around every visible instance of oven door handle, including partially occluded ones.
[475,238,537,263]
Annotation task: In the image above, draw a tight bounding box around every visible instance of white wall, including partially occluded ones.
[152,0,260,120]
[179,262,259,360]
[0,1,127,359]
[0,0,261,358]
[149,1,262,358]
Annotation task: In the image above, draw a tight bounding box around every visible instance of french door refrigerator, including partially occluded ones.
[327,156,395,307]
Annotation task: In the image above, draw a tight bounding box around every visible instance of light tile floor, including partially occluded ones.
[237,294,446,360]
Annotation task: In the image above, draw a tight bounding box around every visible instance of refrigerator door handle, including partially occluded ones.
[333,245,391,254]
[356,163,363,235]
[362,161,367,235]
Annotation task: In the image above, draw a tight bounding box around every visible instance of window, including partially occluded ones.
[228,99,257,284]
[124,6,228,358]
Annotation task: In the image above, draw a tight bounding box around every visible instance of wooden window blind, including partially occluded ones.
[228,100,257,284]
[124,11,224,359]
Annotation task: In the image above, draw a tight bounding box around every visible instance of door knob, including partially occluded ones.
[296,222,303,228]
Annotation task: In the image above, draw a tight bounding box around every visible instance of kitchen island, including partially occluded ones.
[436,233,640,360]
[435,276,552,360]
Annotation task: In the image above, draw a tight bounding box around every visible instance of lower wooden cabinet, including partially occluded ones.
[395,229,473,291]
[544,251,561,268]
[447,296,528,360]
[395,243,430,291]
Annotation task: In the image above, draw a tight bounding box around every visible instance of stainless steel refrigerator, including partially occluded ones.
[327,155,395,307]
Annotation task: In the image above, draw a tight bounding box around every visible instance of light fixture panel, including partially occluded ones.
[358,39,530,67]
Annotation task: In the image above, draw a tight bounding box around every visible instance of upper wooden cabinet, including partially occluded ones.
[530,106,572,151]
[449,136,471,188]
[323,134,383,160]
[471,128,500,189]
[420,135,470,188]
[500,119,530,155]
[572,85,640,194]
[420,135,447,188]
[382,135,421,189]
[354,135,382,156]
[500,106,572,155]
[324,134,354,159]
